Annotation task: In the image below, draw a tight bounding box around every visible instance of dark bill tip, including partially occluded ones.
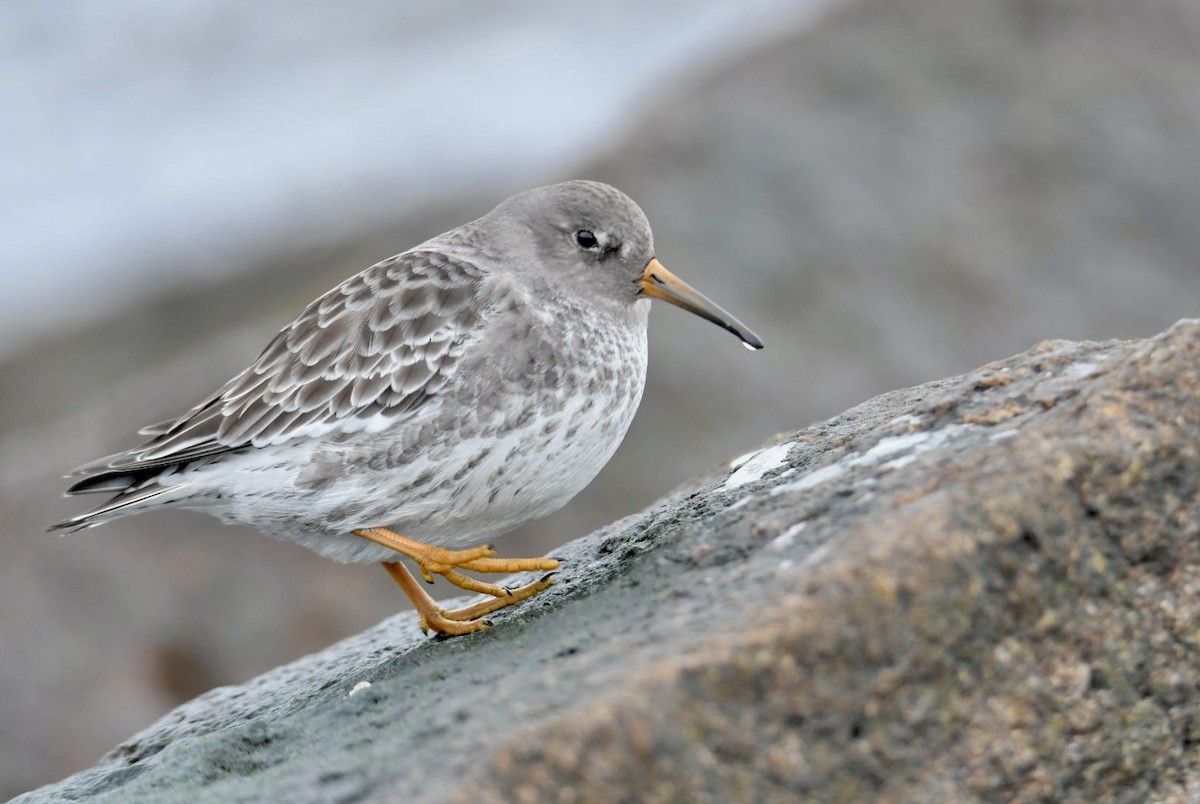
[638,259,764,350]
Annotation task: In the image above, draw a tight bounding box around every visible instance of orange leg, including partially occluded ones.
[380,561,555,636]
[353,527,560,636]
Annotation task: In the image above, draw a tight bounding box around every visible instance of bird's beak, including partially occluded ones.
[637,259,764,350]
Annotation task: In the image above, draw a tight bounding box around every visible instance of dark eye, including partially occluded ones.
[575,229,599,250]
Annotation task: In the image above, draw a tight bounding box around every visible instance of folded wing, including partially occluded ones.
[65,250,486,494]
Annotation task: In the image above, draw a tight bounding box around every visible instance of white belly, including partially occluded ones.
[413,384,644,547]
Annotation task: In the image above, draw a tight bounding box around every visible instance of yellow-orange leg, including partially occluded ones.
[353,527,560,635]
[381,561,555,636]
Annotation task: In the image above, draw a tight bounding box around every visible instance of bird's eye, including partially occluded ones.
[575,230,599,250]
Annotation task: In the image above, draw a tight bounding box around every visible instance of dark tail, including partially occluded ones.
[49,482,185,534]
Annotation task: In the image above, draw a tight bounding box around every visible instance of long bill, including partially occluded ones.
[637,259,764,350]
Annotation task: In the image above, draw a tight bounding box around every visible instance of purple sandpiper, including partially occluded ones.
[52,180,763,635]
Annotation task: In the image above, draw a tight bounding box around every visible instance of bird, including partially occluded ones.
[51,180,763,636]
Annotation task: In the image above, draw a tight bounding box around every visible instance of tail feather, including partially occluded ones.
[137,416,181,437]
[62,474,142,495]
[49,483,188,534]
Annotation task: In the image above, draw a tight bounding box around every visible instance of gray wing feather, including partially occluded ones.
[67,250,485,486]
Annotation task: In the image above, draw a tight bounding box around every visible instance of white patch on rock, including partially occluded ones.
[883,454,918,471]
[771,522,807,551]
[860,432,931,461]
[771,463,846,496]
[854,424,977,471]
[720,442,792,490]
[769,423,985,499]
[1062,361,1103,380]
[348,681,373,697]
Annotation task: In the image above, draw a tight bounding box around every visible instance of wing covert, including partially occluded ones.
[71,250,486,480]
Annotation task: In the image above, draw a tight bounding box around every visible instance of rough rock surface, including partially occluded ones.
[18,320,1200,803]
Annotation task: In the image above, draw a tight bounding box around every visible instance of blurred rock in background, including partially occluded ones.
[5,0,1200,796]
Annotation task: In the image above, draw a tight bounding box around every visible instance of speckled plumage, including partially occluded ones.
[53,181,760,566]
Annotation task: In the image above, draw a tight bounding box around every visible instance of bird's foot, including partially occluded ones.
[380,561,556,636]
[353,527,559,597]
[354,528,560,636]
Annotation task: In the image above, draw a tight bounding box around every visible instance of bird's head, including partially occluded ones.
[483,179,763,350]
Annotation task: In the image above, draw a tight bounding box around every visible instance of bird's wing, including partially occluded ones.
[67,249,487,486]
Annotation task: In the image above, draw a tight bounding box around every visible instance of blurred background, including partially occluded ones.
[5,0,1200,795]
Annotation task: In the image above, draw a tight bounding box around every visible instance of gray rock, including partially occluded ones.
[18,319,1200,802]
